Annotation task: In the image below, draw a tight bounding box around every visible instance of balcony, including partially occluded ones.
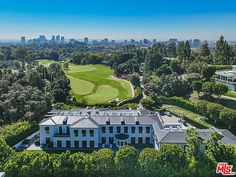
[54,133,70,138]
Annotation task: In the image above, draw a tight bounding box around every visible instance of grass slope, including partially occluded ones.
[65,64,133,104]
[36,59,56,66]
[36,60,133,104]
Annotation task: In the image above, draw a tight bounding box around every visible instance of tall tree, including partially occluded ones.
[191,81,202,97]
[214,35,235,65]
[200,42,210,57]
[185,128,203,175]
[130,72,140,87]
[213,83,228,100]
[220,108,236,129]
[50,76,71,103]
[177,41,191,62]
[115,146,138,177]
[206,132,235,164]
[144,51,163,74]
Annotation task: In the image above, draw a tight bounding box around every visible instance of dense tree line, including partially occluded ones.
[1,129,235,177]
[142,35,236,104]
[0,62,70,125]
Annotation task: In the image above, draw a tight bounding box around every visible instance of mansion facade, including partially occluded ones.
[39,108,236,150]
[215,65,236,91]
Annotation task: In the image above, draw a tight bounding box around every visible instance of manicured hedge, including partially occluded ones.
[0,121,38,146]
[209,65,232,71]
[158,96,236,129]
[157,96,198,113]
[163,105,211,129]
[182,115,210,129]
[118,87,143,106]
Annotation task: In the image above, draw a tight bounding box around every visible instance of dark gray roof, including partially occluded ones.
[40,109,236,146]
[160,129,236,145]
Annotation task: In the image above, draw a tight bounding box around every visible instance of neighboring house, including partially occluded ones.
[39,109,236,150]
[159,129,236,152]
[215,66,236,91]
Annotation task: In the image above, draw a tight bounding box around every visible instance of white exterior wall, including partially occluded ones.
[40,124,153,148]
[40,125,55,145]
[69,128,99,148]
[99,125,153,145]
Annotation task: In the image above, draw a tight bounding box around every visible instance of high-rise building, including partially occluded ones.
[39,35,47,44]
[61,36,65,43]
[131,39,135,44]
[84,37,88,44]
[56,35,60,43]
[51,35,56,42]
[21,36,26,45]
[169,38,178,44]
[143,39,149,45]
[92,40,98,45]
[111,40,116,44]
[104,38,108,45]
[153,39,157,44]
[193,39,201,48]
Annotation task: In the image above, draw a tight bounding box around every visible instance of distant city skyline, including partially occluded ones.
[0,0,236,40]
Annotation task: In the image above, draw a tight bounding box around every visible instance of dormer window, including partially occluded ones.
[106,117,110,125]
[63,117,68,125]
[121,117,125,125]
[135,117,139,125]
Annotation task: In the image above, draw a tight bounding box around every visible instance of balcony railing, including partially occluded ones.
[54,133,70,138]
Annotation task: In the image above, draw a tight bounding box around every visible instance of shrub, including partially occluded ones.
[118,87,142,106]
[195,100,208,116]
[0,121,38,146]
[206,103,224,123]
[157,96,197,113]
[220,108,236,129]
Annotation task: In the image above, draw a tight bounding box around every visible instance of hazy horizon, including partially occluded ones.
[0,0,236,41]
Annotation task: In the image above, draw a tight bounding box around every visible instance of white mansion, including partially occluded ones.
[215,65,236,91]
[39,108,236,150]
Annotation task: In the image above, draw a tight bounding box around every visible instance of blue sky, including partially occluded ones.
[0,0,236,40]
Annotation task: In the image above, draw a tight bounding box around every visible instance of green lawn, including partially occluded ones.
[36,59,56,66]
[36,60,133,104]
[65,64,133,104]
[225,90,236,98]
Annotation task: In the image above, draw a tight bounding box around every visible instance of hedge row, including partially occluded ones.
[0,121,38,146]
[158,96,236,129]
[163,105,211,129]
[118,87,143,106]
[182,115,210,129]
[158,96,198,113]
[209,65,232,71]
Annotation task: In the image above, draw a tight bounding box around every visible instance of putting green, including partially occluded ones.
[68,64,97,73]
[67,75,95,95]
[65,64,133,104]
[86,85,119,103]
[36,60,134,104]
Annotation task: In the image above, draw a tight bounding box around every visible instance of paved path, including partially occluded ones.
[221,95,236,101]
[13,131,40,150]
[139,76,147,99]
